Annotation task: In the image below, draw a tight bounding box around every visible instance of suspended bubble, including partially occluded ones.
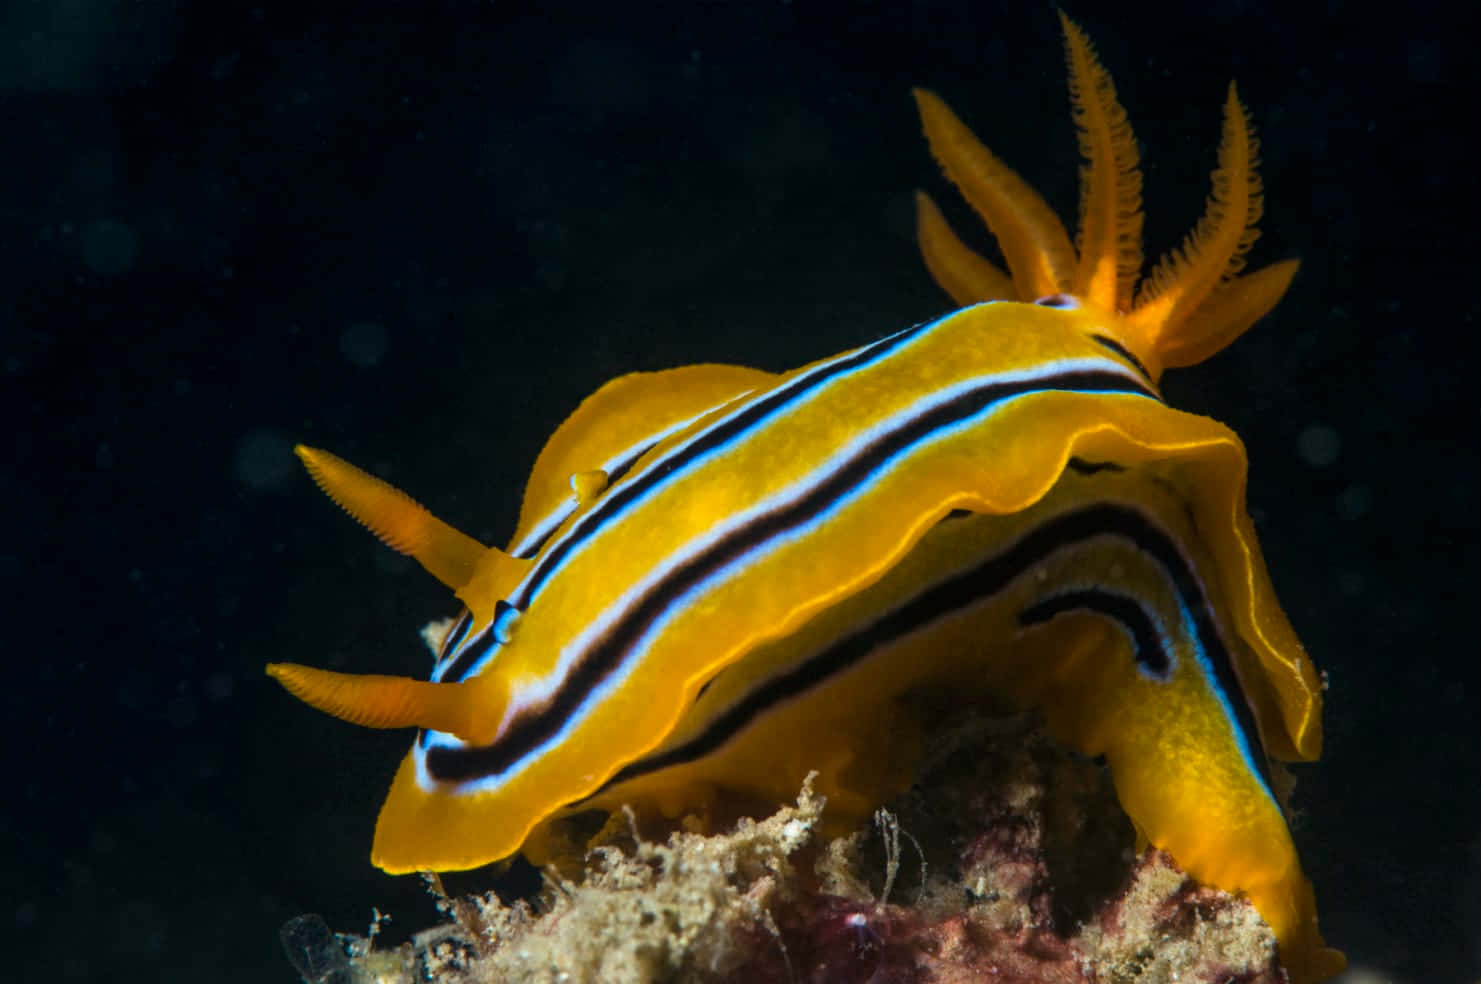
[234,429,295,492]
[1296,424,1340,467]
[339,322,388,369]
[1335,484,1372,520]
[80,218,139,275]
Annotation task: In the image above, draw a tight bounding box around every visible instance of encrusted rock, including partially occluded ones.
[295,713,1285,984]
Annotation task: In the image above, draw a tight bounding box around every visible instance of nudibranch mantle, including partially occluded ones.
[268,14,1341,984]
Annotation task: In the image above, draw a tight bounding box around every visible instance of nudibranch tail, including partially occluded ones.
[294,445,488,592]
[914,15,1298,384]
[266,663,503,745]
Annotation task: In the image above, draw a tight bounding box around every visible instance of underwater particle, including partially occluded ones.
[0,0,179,90]
[1333,968,1399,984]
[739,110,831,182]
[372,548,414,575]
[1335,484,1372,520]
[1296,424,1341,467]
[80,217,139,275]
[1338,571,1365,596]
[114,666,156,714]
[234,428,296,491]
[209,48,240,81]
[523,218,570,290]
[117,897,168,955]
[94,442,114,469]
[280,913,353,984]
[339,322,388,369]
[546,36,649,115]
[14,901,37,930]
[204,671,234,700]
[166,692,198,729]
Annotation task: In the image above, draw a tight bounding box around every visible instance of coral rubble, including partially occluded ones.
[286,712,1285,984]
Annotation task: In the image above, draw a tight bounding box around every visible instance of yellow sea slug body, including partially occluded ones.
[269,14,1342,983]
